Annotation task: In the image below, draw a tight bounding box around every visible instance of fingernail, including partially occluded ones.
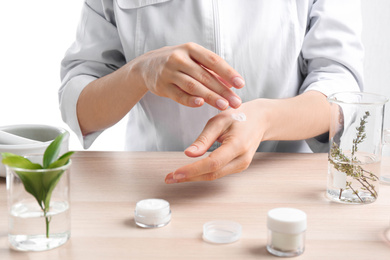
[216,99,229,110]
[166,178,178,184]
[194,98,203,106]
[186,145,198,153]
[173,173,186,180]
[229,96,242,108]
[232,77,245,88]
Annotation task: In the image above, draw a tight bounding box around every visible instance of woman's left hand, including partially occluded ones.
[165,99,266,183]
[164,91,331,183]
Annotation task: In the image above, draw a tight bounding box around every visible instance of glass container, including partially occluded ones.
[6,156,71,251]
[328,92,388,204]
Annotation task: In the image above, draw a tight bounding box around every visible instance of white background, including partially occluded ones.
[0,0,389,152]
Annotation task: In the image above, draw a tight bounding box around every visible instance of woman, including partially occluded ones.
[59,0,363,183]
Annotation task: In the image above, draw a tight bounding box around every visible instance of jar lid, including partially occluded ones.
[134,198,171,228]
[267,208,307,234]
[203,220,242,244]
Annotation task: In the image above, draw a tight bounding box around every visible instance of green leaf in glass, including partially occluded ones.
[47,151,74,169]
[2,153,42,170]
[1,154,45,208]
[43,133,66,169]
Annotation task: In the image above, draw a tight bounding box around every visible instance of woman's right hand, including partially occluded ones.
[132,42,245,110]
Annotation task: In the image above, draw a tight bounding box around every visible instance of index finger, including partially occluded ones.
[172,141,239,181]
[186,43,245,89]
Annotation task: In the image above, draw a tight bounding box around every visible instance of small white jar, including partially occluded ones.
[134,199,171,228]
[266,208,307,257]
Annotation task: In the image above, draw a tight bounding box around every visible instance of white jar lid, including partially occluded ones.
[267,208,307,234]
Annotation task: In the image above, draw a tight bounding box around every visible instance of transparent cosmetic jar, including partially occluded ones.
[134,199,171,228]
[266,208,307,257]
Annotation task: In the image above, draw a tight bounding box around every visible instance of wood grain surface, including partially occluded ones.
[0,152,389,259]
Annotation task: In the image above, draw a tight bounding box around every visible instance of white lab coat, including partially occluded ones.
[59,0,363,152]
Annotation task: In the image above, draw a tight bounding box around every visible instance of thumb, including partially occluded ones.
[184,137,211,157]
[185,120,226,158]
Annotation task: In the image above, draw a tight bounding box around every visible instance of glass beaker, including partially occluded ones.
[6,155,71,251]
[380,129,390,183]
[327,92,388,204]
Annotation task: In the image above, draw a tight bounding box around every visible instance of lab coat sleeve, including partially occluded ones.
[299,0,364,152]
[59,0,126,149]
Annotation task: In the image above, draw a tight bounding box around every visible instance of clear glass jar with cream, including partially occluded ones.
[134,199,171,228]
[266,208,307,257]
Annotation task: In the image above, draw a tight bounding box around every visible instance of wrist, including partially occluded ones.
[124,61,149,95]
[256,91,331,142]
[253,98,276,142]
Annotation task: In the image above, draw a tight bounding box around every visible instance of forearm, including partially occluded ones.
[261,91,330,141]
[77,62,148,136]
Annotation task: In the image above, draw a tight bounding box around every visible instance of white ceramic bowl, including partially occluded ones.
[0,125,69,177]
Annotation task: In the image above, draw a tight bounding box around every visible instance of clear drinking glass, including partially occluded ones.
[327,92,388,204]
[6,155,71,251]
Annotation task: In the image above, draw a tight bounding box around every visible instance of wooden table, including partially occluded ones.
[0,152,389,259]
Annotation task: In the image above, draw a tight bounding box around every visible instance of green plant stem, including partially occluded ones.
[39,202,51,238]
[42,206,50,238]
[45,214,50,238]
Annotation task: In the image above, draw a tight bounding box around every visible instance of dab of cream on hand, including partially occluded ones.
[231,112,247,122]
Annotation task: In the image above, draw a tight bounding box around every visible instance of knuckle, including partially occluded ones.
[168,52,186,66]
[184,80,197,93]
[183,42,197,51]
[196,135,209,147]
[191,164,202,176]
[206,115,226,129]
[239,156,252,171]
[200,71,212,85]
[228,135,249,151]
[203,93,214,103]
[210,172,220,181]
[229,138,242,150]
[225,68,235,78]
[208,157,223,172]
[205,172,220,181]
[207,116,218,125]
[208,53,222,66]
[175,89,187,105]
[219,88,233,98]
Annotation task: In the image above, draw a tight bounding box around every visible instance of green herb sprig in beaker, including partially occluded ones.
[329,111,379,203]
